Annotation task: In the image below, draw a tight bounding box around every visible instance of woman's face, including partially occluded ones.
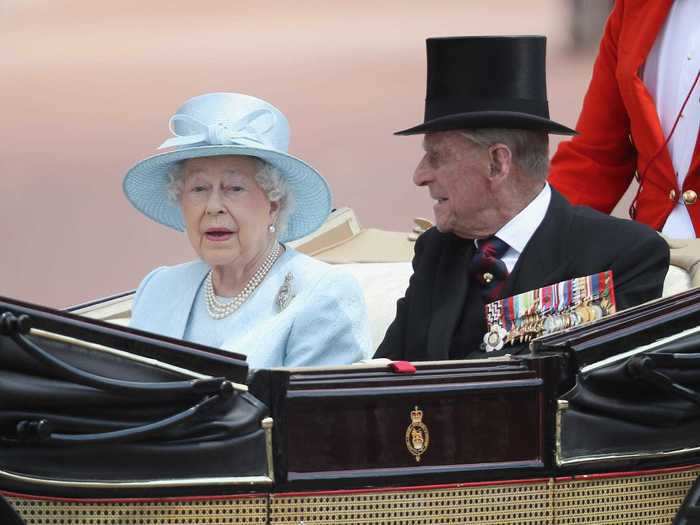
[179,155,278,269]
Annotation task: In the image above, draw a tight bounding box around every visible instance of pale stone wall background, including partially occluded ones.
[1,0,613,307]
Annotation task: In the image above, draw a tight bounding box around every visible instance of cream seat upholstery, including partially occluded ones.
[339,262,413,355]
[663,265,692,297]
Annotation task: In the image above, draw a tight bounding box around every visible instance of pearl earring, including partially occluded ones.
[268,224,276,233]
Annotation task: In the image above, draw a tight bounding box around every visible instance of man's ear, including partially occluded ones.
[487,143,512,180]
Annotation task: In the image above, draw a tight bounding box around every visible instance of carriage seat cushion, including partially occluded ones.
[663,265,691,297]
[339,263,413,357]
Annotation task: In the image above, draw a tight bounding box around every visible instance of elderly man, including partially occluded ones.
[375,36,669,362]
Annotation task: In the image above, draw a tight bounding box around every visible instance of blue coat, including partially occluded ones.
[130,247,371,368]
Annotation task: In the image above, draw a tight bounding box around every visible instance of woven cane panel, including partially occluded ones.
[553,467,700,524]
[7,496,268,525]
[270,482,553,524]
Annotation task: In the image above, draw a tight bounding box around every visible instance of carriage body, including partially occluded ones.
[2,256,700,524]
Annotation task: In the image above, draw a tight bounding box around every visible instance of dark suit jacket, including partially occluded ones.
[374,189,670,361]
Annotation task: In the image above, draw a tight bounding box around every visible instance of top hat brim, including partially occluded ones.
[394,111,577,136]
[123,145,332,243]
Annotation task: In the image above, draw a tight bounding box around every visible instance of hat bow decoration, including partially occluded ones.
[159,109,276,150]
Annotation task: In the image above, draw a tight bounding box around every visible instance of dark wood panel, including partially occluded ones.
[266,355,561,488]
[286,385,542,473]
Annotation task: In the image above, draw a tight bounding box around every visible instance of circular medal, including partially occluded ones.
[483,325,507,352]
[575,306,588,324]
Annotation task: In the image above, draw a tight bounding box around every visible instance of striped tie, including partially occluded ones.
[470,236,510,302]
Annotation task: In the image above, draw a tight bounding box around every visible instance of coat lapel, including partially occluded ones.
[158,262,209,340]
[425,235,473,360]
[505,190,573,297]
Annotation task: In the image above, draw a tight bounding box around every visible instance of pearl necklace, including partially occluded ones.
[204,243,282,320]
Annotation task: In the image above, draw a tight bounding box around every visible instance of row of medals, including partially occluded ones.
[500,297,611,346]
[541,300,609,337]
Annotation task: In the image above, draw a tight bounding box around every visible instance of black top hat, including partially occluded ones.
[396,36,576,136]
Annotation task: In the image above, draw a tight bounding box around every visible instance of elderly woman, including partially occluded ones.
[124,92,370,368]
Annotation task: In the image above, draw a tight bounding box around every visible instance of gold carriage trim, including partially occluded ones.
[8,465,700,524]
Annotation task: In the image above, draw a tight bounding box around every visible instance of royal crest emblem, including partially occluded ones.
[405,405,430,462]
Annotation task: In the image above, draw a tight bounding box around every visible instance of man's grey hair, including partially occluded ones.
[166,157,293,236]
[459,129,549,180]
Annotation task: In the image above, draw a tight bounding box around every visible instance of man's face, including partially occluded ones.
[413,131,492,239]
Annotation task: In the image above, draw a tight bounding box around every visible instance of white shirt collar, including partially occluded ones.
[494,183,551,256]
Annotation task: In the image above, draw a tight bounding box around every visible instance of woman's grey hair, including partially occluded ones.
[166,157,293,237]
[460,129,549,181]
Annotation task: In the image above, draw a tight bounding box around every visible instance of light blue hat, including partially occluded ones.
[123,92,331,242]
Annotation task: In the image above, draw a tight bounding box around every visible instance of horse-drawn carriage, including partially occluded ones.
[2,215,700,524]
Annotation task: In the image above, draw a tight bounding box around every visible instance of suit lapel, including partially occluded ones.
[425,235,473,360]
[505,190,573,297]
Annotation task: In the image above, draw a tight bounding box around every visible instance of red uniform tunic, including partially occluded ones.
[549,0,700,233]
